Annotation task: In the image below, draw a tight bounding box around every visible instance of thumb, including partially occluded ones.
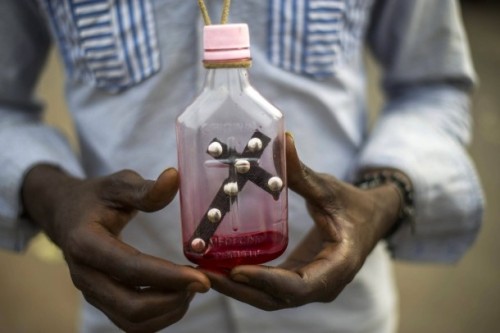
[138,168,180,212]
[102,168,179,212]
[285,133,339,205]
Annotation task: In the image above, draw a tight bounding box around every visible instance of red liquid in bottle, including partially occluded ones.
[184,230,287,269]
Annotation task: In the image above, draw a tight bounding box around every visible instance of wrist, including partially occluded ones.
[21,164,79,243]
[367,185,404,241]
[355,169,415,240]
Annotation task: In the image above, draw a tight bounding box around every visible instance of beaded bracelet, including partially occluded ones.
[354,171,415,239]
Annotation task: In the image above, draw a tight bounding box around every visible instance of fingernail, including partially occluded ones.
[164,167,178,175]
[187,282,207,293]
[285,131,294,142]
[231,274,249,284]
[156,168,176,182]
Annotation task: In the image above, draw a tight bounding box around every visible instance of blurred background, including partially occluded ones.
[0,1,499,332]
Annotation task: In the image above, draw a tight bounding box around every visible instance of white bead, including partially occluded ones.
[208,142,223,157]
[191,238,206,253]
[224,182,239,196]
[268,177,283,192]
[234,159,251,173]
[207,208,222,223]
[247,138,263,152]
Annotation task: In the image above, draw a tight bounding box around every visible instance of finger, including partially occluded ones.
[230,265,310,305]
[293,256,355,303]
[291,240,359,303]
[231,259,348,306]
[102,303,191,333]
[278,228,325,271]
[67,227,210,292]
[272,131,286,177]
[85,282,193,333]
[202,268,287,311]
[139,168,180,212]
[71,263,192,324]
[100,168,179,212]
[285,133,339,205]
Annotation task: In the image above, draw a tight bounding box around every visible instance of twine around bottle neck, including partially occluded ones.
[203,59,252,69]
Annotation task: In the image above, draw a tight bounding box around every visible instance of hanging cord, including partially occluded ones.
[197,0,232,25]
[197,0,212,25]
[220,0,231,24]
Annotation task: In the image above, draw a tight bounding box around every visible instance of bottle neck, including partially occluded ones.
[204,67,250,92]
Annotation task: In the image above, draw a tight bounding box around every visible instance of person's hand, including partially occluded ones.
[203,133,404,310]
[22,166,210,332]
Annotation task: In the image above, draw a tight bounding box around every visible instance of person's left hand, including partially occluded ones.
[202,133,404,310]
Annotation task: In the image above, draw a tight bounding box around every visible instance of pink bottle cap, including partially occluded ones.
[204,24,251,62]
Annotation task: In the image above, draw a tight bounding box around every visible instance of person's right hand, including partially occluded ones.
[22,165,209,333]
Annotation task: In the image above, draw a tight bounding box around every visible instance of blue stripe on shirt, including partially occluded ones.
[139,0,154,76]
[115,0,134,87]
[127,0,145,82]
[44,0,74,76]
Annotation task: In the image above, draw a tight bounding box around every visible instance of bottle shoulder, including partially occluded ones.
[243,86,283,119]
[176,85,283,128]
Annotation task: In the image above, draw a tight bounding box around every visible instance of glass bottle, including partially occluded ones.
[176,24,287,269]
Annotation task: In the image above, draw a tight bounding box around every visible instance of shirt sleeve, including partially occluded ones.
[0,0,84,251]
[357,0,485,262]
